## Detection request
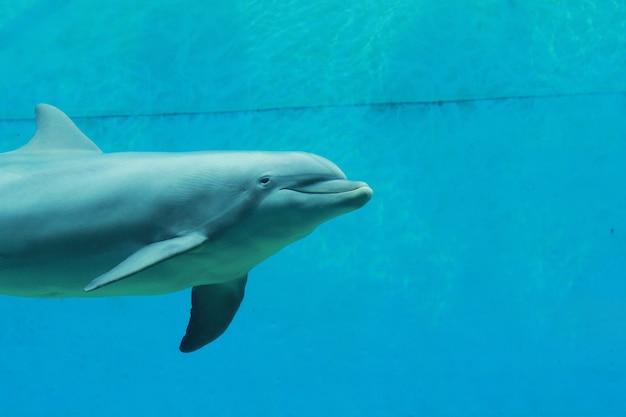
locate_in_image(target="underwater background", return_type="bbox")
[1,1,625,416]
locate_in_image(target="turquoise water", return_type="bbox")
[1,1,625,416]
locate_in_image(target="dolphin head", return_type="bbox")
[259,152,371,223]
[234,151,373,246]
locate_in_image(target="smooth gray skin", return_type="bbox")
[0,104,373,352]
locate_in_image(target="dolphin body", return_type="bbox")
[0,104,372,352]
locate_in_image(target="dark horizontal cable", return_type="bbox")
[3,90,624,123]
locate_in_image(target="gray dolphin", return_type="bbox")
[0,104,372,352]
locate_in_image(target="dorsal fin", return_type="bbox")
[16,104,102,154]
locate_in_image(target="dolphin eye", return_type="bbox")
[259,176,271,186]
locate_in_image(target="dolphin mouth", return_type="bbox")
[283,179,371,195]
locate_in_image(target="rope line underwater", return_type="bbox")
[2,90,624,123]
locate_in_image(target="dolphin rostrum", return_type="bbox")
[0,104,373,352]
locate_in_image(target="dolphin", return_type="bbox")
[0,104,372,352]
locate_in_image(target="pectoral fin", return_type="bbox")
[83,232,207,292]
[179,275,248,353]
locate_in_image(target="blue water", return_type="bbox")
[1,1,625,416]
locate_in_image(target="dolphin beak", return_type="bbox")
[284,179,373,210]
[284,179,370,194]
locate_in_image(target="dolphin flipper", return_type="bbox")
[179,275,248,353]
[83,233,208,292]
